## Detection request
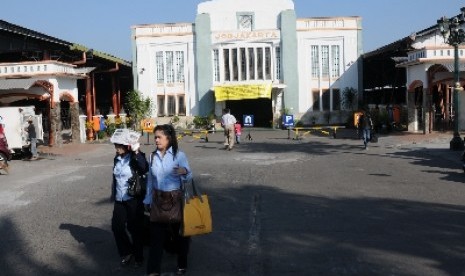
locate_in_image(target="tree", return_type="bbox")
[125,90,152,130]
[342,87,358,111]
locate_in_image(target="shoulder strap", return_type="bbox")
[149,151,156,168]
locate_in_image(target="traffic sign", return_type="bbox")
[141,118,156,133]
[243,115,254,127]
[282,114,294,127]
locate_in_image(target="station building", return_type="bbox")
[362,8,465,134]
[0,20,132,144]
[132,0,362,127]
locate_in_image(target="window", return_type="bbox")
[224,49,230,81]
[332,89,340,110]
[156,51,164,83]
[176,51,185,82]
[321,46,329,78]
[232,48,238,81]
[213,49,220,82]
[157,96,165,116]
[167,95,176,116]
[331,45,340,78]
[248,48,255,80]
[178,95,186,115]
[311,45,319,78]
[240,48,247,80]
[217,45,274,82]
[312,90,320,111]
[156,50,186,84]
[275,46,281,80]
[257,48,264,80]
[265,47,272,80]
[322,89,330,111]
[166,51,174,83]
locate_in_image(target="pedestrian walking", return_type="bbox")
[234,120,242,144]
[25,117,38,160]
[111,135,148,268]
[357,109,373,150]
[0,118,10,173]
[221,108,236,150]
[144,124,193,276]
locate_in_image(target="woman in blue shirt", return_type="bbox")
[144,124,192,276]
[111,142,148,267]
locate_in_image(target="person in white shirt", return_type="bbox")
[221,108,237,151]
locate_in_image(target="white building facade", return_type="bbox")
[397,21,465,133]
[132,0,362,126]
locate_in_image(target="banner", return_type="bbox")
[214,84,272,101]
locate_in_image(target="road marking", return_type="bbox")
[248,193,262,275]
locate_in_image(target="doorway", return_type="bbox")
[226,98,272,127]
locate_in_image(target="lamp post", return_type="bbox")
[438,8,465,151]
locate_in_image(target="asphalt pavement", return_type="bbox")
[1,129,464,276]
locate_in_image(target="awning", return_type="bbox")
[0,79,51,104]
[0,78,36,90]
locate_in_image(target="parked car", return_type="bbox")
[0,106,43,158]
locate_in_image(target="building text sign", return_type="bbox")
[214,84,272,101]
[212,30,280,43]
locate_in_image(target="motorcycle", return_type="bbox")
[0,134,11,174]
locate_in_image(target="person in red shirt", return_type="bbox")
[0,119,10,173]
[234,121,242,144]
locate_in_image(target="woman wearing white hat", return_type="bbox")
[110,130,149,268]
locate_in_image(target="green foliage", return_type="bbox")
[342,87,358,110]
[97,130,106,140]
[171,115,180,123]
[125,90,152,130]
[193,116,210,129]
[105,123,117,137]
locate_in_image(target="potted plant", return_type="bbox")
[85,120,94,140]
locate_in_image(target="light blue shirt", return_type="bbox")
[113,154,133,202]
[143,147,192,205]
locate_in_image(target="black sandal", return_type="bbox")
[120,254,132,266]
[176,268,187,275]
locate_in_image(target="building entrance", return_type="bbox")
[226,98,272,127]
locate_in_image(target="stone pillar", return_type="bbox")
[50,103,62,146]
[79,115,87,143]
[70,102,80,143]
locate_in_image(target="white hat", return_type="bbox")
[110,129,141,146]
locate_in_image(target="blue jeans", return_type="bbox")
[362,128,371,146]
[30,138,37,157]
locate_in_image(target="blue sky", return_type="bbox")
[1,0,463,61]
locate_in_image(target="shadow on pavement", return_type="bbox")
[195,185,465,275]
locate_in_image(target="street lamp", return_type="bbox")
[438,8,465,151]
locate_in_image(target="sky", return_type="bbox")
[1,0,464,61]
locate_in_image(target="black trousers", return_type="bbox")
[146,222,190,274]
[111,199,144,262]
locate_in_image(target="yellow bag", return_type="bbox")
[182,181,212,236]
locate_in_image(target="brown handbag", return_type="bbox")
[150,189,183,223]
